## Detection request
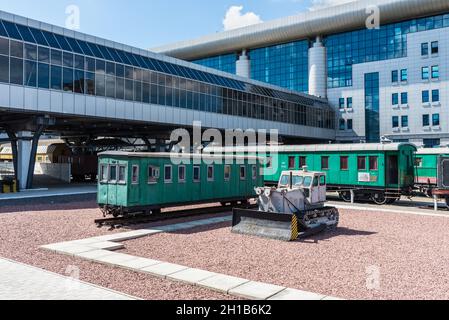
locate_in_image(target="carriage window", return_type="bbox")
[299,156,307,169]
[118,165,126,184]
[100,164,108,183]
[340,157,349,170]
[224,165,231,181]
[288,156,296,169]
[164,165,172,183]
[148,166,160,184]
[193,166,201,182]
[131,165,139,184]
[252,165,257,180]
[321,157,329,170]
[108,165,117,183]
[369,156,378,171]
[178,166,186,182]
[415,158,423,167]
[357,157,366,170]
[266,157,273,169]
[320,175,326,186]
[313,177,319,187]
[207,165,214,182]
[240,166,246,180]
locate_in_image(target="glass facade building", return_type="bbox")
[364,73,380,142]
[192,53,236,74]
[0,19,334,130]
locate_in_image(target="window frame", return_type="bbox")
[288,156,296,169]
[252,165,257,180]
[99,164,108,183]
[207,165,215,182]
[224,165,231,181]
[321,156,329,171]
[131,165,139,185]
[369,156,379,171]
[164,165,173,184]
[357,156,367,171]
[340,156,349,171]
[147,165,160,184]
[178,165,186,183]
[239,165,246,180]
[117,164,127,185]
[431,41,439,55]
[193,165,201,183]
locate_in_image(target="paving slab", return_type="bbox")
[93,253,139,266]
[53,245,95,256]
[197,274,250,294]
[141,262,189,278]
[167,268,217,284]
[87,241,125,251]
[93,230,161,242]
[229,281,286,300]
[41,242,75,252]
[75,250,115,261]
[112,257,162,270]
[268,288,326,300]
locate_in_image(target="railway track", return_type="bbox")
[95,204,256,229]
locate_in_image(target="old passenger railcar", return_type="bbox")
[97,152,263,216]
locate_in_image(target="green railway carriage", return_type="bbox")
[97,152,264,216]
[415,148,449,203]
[208,143,417,205]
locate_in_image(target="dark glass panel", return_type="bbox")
[95,73,105,96]
[142,82,150,103]
[0,54,9,83]
[0,21,8,37]
[63,67,73,92]
[125,66,133,79]
[53,33,72,51]
[85,72,95,95]
[106,62,115,76]
[86,42,104,59]
[41,31,61,49]
[105,47,122,63]
[2,21,22,40]
[73,69,84,93]
[28,28,48,46]
[24,60,37,87]
[133,54,146,68]
[116,64,124,78]
[106,75,115,98]
[125,79,133,100]
[97,45,113,61]
[63,52,73,67]
[116,50,131,65]
[85,57,95,72]
[10,40,23,58]
[74,54,84,70]
[37,63,49,89]
[116,77,124,99]
[134,81,142,102]
[10,58,23,85]
[124,51,139,67]
[65,37,83,54]
[50,49,62,66]
[95,59,106,73]
[15,24,35,43]
[76,40,93,56]
[50,65,62,90]
[38,46,50,63]
[0,37,8,55]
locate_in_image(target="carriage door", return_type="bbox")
[311,175,320,203]
[318,175,327,202]
[386,154,399,185]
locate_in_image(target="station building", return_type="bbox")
[153,0,449,148]
[0,10,334,189]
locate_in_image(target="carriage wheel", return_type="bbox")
[338,191,352,202]
[371,192,388,205]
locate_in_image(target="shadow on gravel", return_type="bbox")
[298,227,377,244]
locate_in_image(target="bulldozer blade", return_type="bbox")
[232,208,299,242]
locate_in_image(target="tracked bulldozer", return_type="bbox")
[232,169,339,241]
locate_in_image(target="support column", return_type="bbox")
[5,129,18,181]
[236,50,250,78]
[17,131,33,190]
[308,36,327,98]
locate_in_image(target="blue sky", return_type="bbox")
[0,0,329,49]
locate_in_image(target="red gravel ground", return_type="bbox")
[0,199,234,300]
[122,209,449,300]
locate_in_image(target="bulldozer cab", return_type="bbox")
[278,170,327,205]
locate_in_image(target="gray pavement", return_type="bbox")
[0,257,136,300]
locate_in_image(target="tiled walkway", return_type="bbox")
[0,258,135,300]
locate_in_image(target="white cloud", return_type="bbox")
[223,6,263,31]
[309,0,356,11]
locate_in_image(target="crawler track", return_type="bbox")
[95,204,256,229]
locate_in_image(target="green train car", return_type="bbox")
[415,148,449,204]
[97,152,264,216]
[209,143,417,205]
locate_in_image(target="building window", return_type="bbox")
[164,165,172,183]
[340,156,349,171]
[431,65,439,79]
[347,97,353,109]
[207,165,214,182]
[391,70,398,83]
[224,165,231,181]
[401,92,408,105]
[401,116,409,128]
[400,69,408,81]
[321,157,329,170]
[423,139,440,148]
[423,114,430,127]
[178,165,186,183]
[357,156,366,170]
[288,156,296,169]
[339,98,345,109]
[432,114,440,126]
[369,156,378,171]
[148,166,160,184]
[432,90,440,102]
[392,93,399,105]
[193,166,201,182]
[392,116,399,128]
[421,43,429,56]
[431,41,439,54]
[132,165,139,184]
[108,165,117,183]
[299,156,307,169]
[339,119,346,130]
[422,90,430,103]
[240,166,246,180]
[422,67,430,80]
[347,119,353,130]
